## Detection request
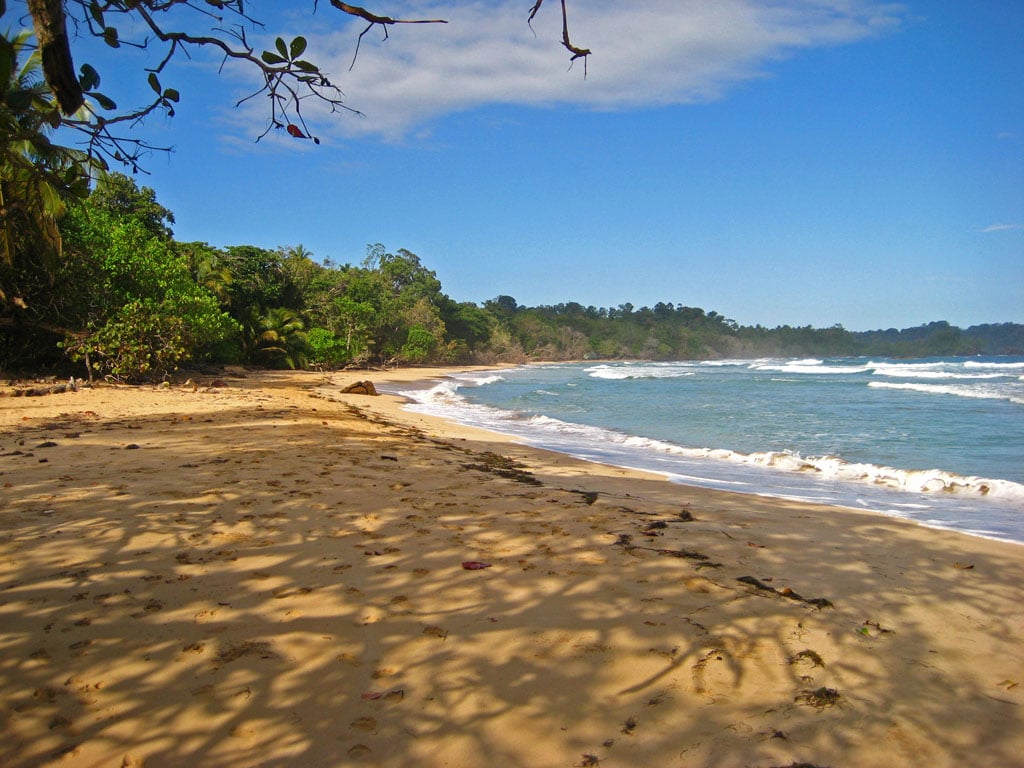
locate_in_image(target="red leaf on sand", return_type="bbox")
[286,123,306,138]
[462,561,492,570]
[361,689,405,701]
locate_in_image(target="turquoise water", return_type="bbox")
[389,357,1024,544]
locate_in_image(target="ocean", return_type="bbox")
[387,357,1024,545]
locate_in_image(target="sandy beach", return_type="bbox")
[1,367,1021,768]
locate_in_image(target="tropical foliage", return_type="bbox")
[1,168,1021,381]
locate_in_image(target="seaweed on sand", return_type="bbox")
[612,533,720,566]
[795,686,842,709]
[461,451,542,485]
[737,575,834,609]
[788,649,826,667]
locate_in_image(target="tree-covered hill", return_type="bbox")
[2,175,1021,379]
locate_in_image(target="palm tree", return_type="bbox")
[0,29,93,275]
[249,307,310,369]
[178,241,233,307]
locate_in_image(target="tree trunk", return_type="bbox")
[27,0,84,115]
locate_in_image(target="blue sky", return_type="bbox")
[35,1,1024,330]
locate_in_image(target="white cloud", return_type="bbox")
[980,224,1024,233]
[230,0,904,141]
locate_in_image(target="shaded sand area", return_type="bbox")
[1,368,1022,767]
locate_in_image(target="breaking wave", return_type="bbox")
[868,381,1024,405]
[393,376,1024,504]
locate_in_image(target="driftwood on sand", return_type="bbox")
[10,378,86,397]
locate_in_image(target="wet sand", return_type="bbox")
[1,368,1021,767]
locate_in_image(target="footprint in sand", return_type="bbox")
[272,586,314,599]
[350,716,377,732]
[49,715,73,731]
[230,724,256,739]
[69,640,92,657]
[347,744,373,760]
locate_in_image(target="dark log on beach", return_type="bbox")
[11,378,82,397]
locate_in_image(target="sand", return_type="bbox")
[0,367,1021,768]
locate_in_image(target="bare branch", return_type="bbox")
[328,2,448,28]
[528,0,590,73]
[327,1,448,69]
[18,0,586,176]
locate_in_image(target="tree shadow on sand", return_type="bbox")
[1,380,1021,767]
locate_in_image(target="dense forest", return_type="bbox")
[2,174,1022,381]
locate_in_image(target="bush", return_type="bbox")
[307,327,349,368]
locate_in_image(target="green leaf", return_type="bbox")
[91,91,117,110]
[261,51,287,66]
[294,60,319,73]
[290,36,307,59]
[147,72,161,94]
[89,0,104,26]
[103,27,120,48]
[78,63,101,92]
[275,37,288,59]
[162,88,180,103]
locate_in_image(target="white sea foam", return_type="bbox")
[868,380,1024,404]
[964,360,1024,370]
[865,360,945,370]
[400,379,1024,503]
[700,359,758,367]
[585,364,696,380]
[757,364,868,376]
[456,373,505,386]
[870,367,1003,380]
[386,359,1024,544]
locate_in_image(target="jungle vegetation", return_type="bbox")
[2,172,1021,380]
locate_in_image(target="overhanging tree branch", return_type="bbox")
[12,1,587,176]
[325,1,448,70]
[528,0,590,73]
[25,0,84,114]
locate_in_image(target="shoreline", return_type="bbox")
[1,368,1021,767]
[368,365,1024,547]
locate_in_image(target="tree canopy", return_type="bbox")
[4,0,587,174]
[2,172,1020,380]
